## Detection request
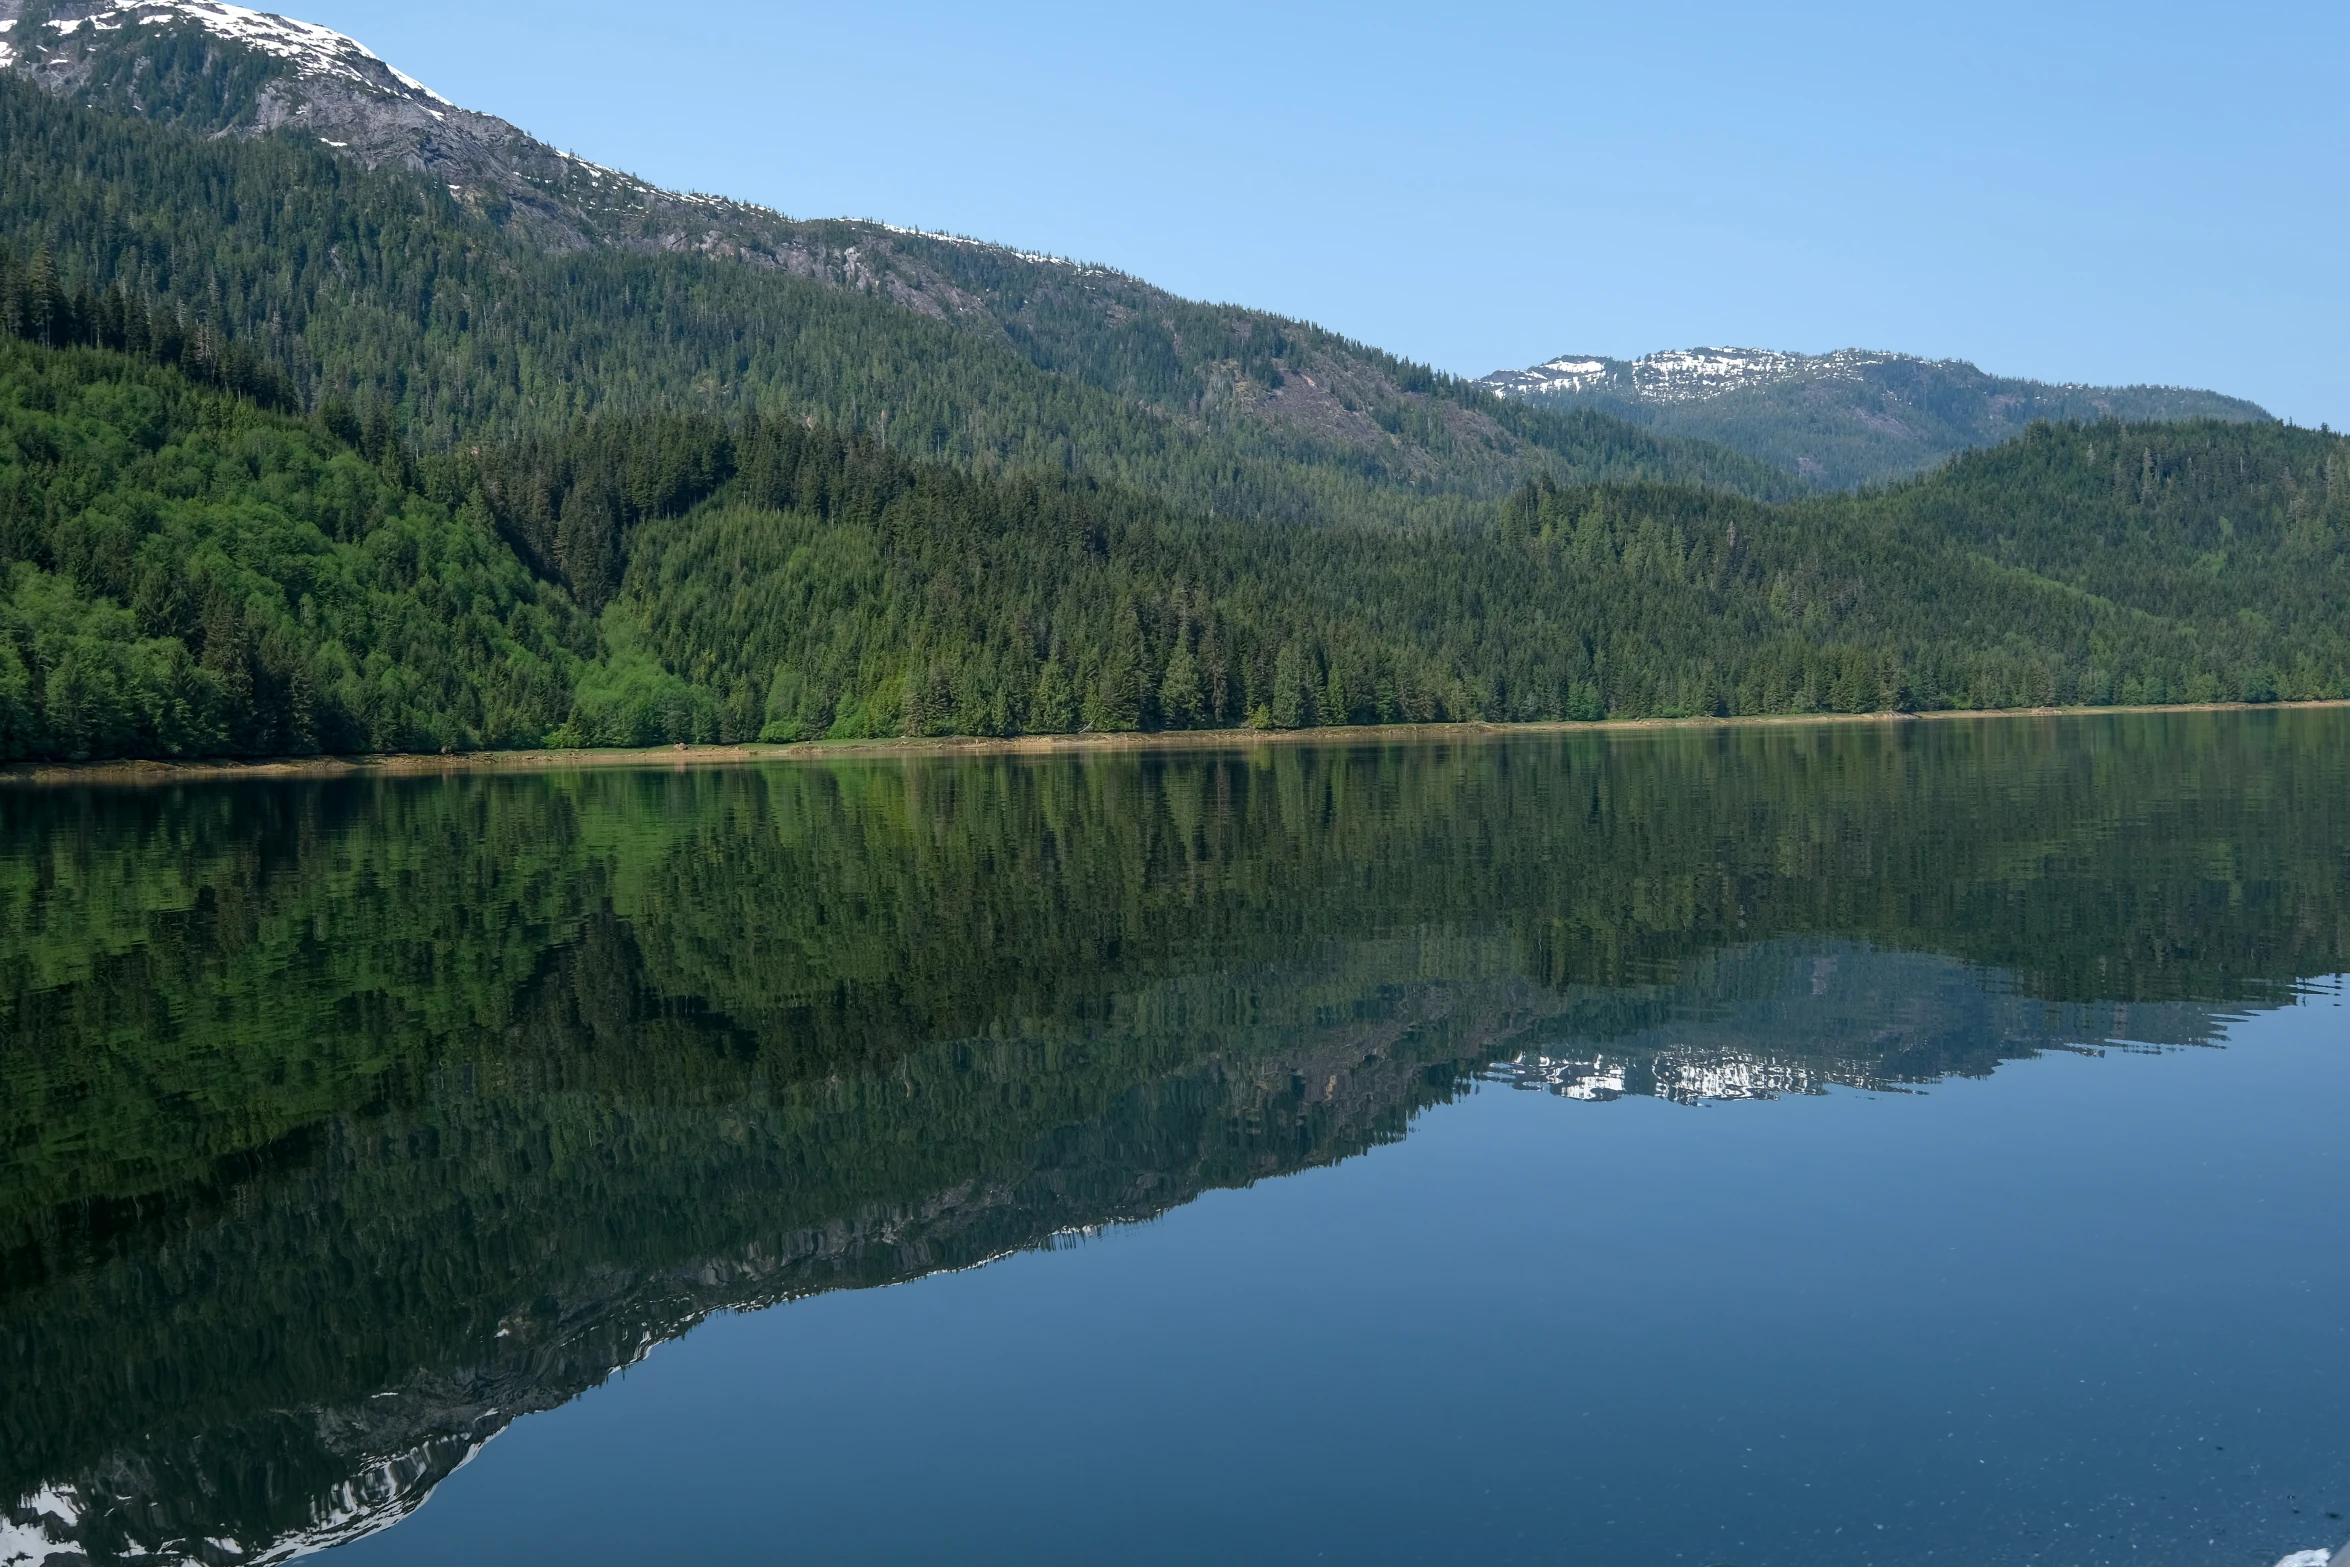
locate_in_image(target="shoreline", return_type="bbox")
[5,699,2345,787]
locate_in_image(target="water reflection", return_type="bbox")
[1479,940,2263,1103]
[4,712,2347,1565]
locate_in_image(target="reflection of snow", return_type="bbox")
[4,1429,503,1565]
[1483,1046,1820,1104]
[1477,941,2263,1116]
[2,1485,84,1567]
[1482,1051,1627,1100]
[1648,1050,1819,1105]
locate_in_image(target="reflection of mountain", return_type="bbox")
[3,947,1526,1566]
[6,713,2350,1564]
[1483,941,2251,1104]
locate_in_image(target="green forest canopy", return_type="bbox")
[1,328,2345,761]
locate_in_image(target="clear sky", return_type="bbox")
[297,0,2346,424]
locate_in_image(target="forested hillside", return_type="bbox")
[0,4,2341,765]
[4,331,2345,762]
[0,63,1791,526]
[0,337,600,757]
[595,413,2350,740]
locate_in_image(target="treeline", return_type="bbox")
[0,338,585,760]
[1868,417,2350,660]
[493,404,2350,747]
[881,228,1796,501]
[0,240,301,411]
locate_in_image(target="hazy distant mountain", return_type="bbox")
[1480,346,2271,489]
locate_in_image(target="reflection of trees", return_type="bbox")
[3,711,2347,1563]
[5,931,1517,1565]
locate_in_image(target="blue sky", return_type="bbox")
[301,0,2345,424]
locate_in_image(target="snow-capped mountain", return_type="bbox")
[0,0,1205,318]
[1,0,1807,505]
[0,0,2272,503]
[0,0,441,94]
[1478,345,2269,488]
[1485,346,1899,405]
[0,0,760,257]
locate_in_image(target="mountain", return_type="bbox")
[1480,345,2272,489]
[0,0,1797,521]
[0,1,2346,763]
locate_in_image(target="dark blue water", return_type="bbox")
[5,713,2348,1566]
[334,991,2348,1567]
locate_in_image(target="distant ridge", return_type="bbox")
[1479,346,2271,488]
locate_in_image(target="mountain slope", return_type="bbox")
[0,0,1797,515]
[1482,346,2270,488]
[6,333,2346,763]
[0,337,590,757]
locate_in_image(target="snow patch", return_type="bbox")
[4,1427,505,1567]
[1,1485,86,1567]
[40,0,453,103]
[1483,1044,1821,1104]
[877,221,1081,270]
[1483,1050,1629,1100]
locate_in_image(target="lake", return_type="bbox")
[3,711,2346,1566]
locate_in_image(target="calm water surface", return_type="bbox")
[3,712,2346,1566]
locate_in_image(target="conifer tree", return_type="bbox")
[1272,644,1312,730]
[1321,658,1349,726]
[1160,635,1204,729]
[1032,660,1077,735]
[1087,602,1147,732]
